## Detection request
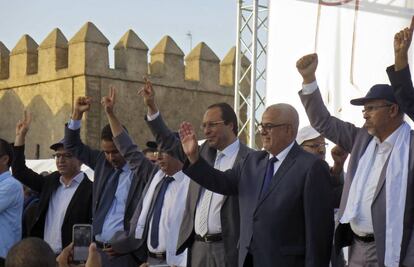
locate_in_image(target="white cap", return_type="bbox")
[296,125,321,145]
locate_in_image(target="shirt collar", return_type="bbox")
[59,171,84,187]
[373,122,405,152]
[170,170,185,183]
[217,139,240,158]
[121,164,130,173]
[268,141,295,162]
[0,170,11,183]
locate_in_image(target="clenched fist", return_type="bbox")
[296,53,318,84]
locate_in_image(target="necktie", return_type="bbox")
[261,156,278,196]
[150,176,174,248]
[197,152,225,237]
[92,168,122,235]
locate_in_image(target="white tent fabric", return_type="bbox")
[267,0,413,128]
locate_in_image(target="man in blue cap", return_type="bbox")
[297,53,414,267]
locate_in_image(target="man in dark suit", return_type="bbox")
[179,103,334,267]
[387,17,414,121]
[297,53,414,267]
[139,79,253,267]
[12,111,92,255]
[94,88,188,266]
[64,96,148,267]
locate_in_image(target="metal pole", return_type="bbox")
[249,0,259,147]
[234,0,243,135]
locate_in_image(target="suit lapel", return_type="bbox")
[94,165,113,212]
[372,150,392,203]
[125,167,156,211]
[143,178,165,239]
[338,134,373,217]
[62,174,89,225]
[128,174,156,235]
[252,151,270,210]
[255,145,299,210]
[188,180,202,214]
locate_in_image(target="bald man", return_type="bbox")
[179,104,334,267]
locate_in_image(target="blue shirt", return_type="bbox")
[0,171,23,258]
[95,164,133,242]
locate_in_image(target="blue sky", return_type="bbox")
[1,0,237,66]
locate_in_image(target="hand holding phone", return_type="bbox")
[72,224,93,264]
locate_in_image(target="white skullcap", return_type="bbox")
[296,125,321,145]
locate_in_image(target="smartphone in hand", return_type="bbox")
[72,224,93,264]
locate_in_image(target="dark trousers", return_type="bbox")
[243,253,253,267]
[0,257,5,267]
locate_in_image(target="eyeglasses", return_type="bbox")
[53,153,74,160]
[302,143,328,149]
[362,104,393,114]
[258,123,289,132]
[200,120,225,130]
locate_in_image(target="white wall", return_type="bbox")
[267,0,413,128]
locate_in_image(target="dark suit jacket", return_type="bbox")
[11,145,93,249]
[108,131,161,262]
[183,143,334,267]
[387,65,414,121]
[64,125,149,236]
[300,88,414,267]
[146,114,253,267]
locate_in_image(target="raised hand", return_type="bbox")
[101,87,116,115]
[137,77,158,114]
[15,110,32,137]
[394,16,414,71]
[14,111,32,146]
[72,96,92,120]
[331,145,348,176]
[296,53,318,84]
[179,122,199,163]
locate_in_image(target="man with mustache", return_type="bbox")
[140,78,253,267]
[297,51,414,266]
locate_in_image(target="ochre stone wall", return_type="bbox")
[0,22,246,158]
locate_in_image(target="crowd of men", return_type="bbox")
[0,19,414,267]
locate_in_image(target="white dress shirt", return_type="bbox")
[269,141,295,175]
[44,172,84,253]
[350,128,399,235]
[194,139,240,235]
[146,171,190,266]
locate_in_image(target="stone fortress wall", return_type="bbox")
[0,22,249,158]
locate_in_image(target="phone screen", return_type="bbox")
[73,224,92,263]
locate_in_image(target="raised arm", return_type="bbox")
[387,16,414,120]
[102,87,157,179]
[12,111,45,192]
[394,17,414,71]
[64,96,101,170]
[296,53,360,153]
[139,78,186,161]
[180,122,239,195]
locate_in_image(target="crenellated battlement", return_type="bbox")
[0,22,249,159]
[0,22,240,92]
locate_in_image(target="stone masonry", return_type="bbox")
[0,22,248,158]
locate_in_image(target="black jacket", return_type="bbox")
[12,145,93,249]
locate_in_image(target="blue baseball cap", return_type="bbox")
[350,84,397,106]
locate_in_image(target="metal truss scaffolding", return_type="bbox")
[235,0,269,149]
